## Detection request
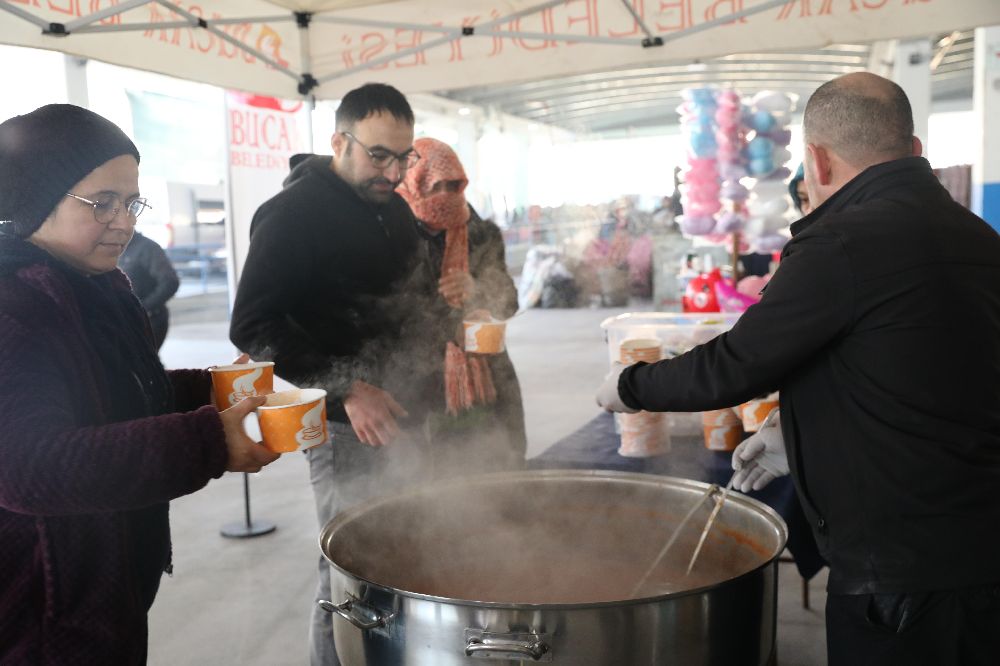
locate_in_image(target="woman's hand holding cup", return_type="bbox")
[219,395,279,472]
[439,270,474,308]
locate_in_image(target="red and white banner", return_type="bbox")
[224,91,308,287]
[1,1,998,100]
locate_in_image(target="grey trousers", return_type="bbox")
[306,421,428,666]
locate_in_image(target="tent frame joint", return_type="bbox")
[642,36,663,48]
[45,22,69,37]
[462,26,475,36]
[298,73,318,95]
[295,12,313,29]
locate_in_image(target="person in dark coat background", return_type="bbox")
[787,163,813,216]
[398,137,527,472]
[597,73,1000,666]
[0,104,278,665]
[119,230,179,350]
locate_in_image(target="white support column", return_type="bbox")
[455,112,480,198]
[63,54,89,108]
[892,38,932,149]
[972,26,1000,231]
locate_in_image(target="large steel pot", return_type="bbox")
[319,470,787,665]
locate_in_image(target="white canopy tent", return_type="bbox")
[2,0,998,101]
[3,0,998,289]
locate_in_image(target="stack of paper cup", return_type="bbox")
[740,393,779,432]
[702,407,743,451]
[618,338,671,457]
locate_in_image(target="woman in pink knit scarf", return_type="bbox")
[399,137,526,472]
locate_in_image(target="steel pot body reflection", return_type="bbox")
[318,470,787,665]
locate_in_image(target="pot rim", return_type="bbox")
[319,469,789,610]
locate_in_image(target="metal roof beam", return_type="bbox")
[502,77,838,114]
[448,54,869,103]
[455,65,859,107]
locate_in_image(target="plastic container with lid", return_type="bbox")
[600,312,741,367]
[600,312,742,439]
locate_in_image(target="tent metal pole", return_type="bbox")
[618,0,656,42]
[297,12,319,107]
[0,1,49,29]
[64,0,155,32]
[316,0,566,85]
[298,15,312,83]
[74,21,198,33]
[655,0,789,45]
[313,15,460,36]
[199,15,292,26]
[476,29,645,46]
[73,15,295,34]
[483,0,568,26]
[154,0,301,82]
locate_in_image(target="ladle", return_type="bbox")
[628,482,719,598]
[686,474,735,575]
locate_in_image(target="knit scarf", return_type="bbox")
[399,138,495,416]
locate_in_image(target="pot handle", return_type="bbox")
[465,636,550,661]
[318,598,390,631]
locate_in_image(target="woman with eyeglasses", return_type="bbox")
[0,104,278,664]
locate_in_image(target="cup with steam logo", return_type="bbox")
[209,361,275,410]
[255,388,329,453]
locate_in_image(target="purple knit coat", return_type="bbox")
[0,256,228,664]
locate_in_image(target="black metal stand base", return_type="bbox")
[220,472,277,539]
[220,519,276,538]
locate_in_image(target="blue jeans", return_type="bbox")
[306,421,427,666]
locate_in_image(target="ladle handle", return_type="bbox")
[465,637,550,661]
[318,598,390,631]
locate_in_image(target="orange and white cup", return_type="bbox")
[619,411,671,457]
[740,394,780,432]
[702,407,743,451]
[619,338,662,365]
[464,318,507,354]
[617,338,670,456]
[256,388,329,454]
[209,361,274,410]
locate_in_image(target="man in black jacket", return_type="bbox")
[229,83,433,666]
[598,72,1000,665]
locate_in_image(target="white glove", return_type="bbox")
[595,362,640,414]
[731,408,788,492]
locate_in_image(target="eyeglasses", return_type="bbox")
[65,192,151,225]
[342,132,420,170]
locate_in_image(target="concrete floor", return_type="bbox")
[148,300,827,665]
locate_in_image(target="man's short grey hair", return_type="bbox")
[803,76,914,168]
